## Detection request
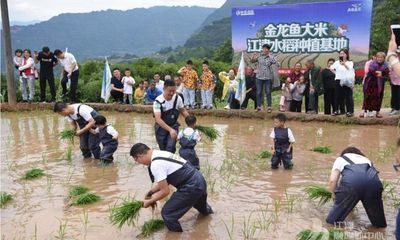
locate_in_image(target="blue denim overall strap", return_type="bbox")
[148,156,196,188]
[326,155,386,228]
[155,95,180,127]
[69,104,99,129]
[179,132,197,149]
[98,125,118,146]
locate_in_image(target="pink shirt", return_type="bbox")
[390,69,400,86]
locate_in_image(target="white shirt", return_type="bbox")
[67,104,94,123]
[13,56,23,66]
[95,125,118,138]
[332,153,371,173]
[150,150,187,183]
[178,127,201,141]
[18,57,34,71]
[330,60,354,81]
[269,127,295,143]
[122,76,135,94]
[153,94,184,113]
[155,80,164,92]
[59,52,78,73]
[176,83,184,94]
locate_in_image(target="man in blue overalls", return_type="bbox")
[130,143,213,232]
[326,147,387,228]
[54,102,101,159]
[153,79,189,153]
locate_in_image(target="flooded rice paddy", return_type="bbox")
[0,111,399,239]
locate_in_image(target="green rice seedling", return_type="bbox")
[109,198,143,228]
[221,214,235,240]
[312,146,332,154]
[55,219,67,240]
[259,150,272,159]
[297,229,348,240]
[46,176,53,194]
[394,199,400,209]
[241,212,257,240]
[0,192,12,208]
[284,190,298,213]
[305,185,332,205]
[81,209,89,236]
[65,146,73,161]
[34,223,38,240]
[59,129,76,144]
[196,125,220,141]
[71,192,100,206]
[69,186,89,198]
[23,168,44,180]
[139,219,165,237]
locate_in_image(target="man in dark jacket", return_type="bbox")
[304,59,322,113]
[241,67,257,109]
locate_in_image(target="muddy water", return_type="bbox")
[1,111,398,240]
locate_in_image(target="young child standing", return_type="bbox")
[93,115,118,164]
[121,68,135,104]
[280,76,293,112]
[13,49,24,77]
[290,75,306,112]
[178,115,201,170]
[270,113,295,169]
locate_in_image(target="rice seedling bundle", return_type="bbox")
[69,186,89,198]
[297,229,348,240]
[23,168,44,180]
[59,129,76,144]
[0,192,12,208]
[305,185,332,205]
[196,125,219,141]
[109,198,144,228]
[259,150,272,158]
[71,192,100,205]
[140,219,165,237]
[312,146,332,154]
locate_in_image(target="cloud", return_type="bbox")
[8,0,225,22]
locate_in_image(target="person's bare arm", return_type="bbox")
[61,66,65,79]
[76,118,95,136]
[154,112,177,139]
[143,179,169,208]
[388,31,400,76]
[68,63,77,77]
[179,107,189,118]
[70,121,77,131]
[271,138,276,155]
[328,169,340,200]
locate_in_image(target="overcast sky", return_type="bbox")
[9,0,226,22]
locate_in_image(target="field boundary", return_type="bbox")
[1,103,399,126]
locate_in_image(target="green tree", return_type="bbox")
[369,0,400,55]
[213,39,233,63]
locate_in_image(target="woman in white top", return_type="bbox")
[330,48,355,117]
[18,49,36,102]
[326,147,386,228]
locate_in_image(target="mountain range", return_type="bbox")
[9,6,215,60]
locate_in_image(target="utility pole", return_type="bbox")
[1,0,17,104]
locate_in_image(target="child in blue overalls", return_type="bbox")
[178,115,201,170]
[270,113,295,169]
[92,115,118,164]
